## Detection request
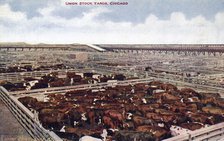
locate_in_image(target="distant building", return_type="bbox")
[67,52,88,62]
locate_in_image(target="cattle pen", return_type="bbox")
[0,68,92,83]
[1,77,224,141]
[10,77,224,97]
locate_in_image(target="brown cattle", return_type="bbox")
[65,89,89,97]
[160,83,178,91]
[18,96,38,108]
[186,112,208,123]
[180,123,204,131]
[134,83,149,91]
[114,130,155,141]
[180,88,199,98]
[135,92,146,98]
[133,116,156,127]
[115,85,132,93]
[168,105,187,113]
[87,110,95,128]
[136,125,170,140]
[66,72,76,79]
[199,92,221,99]
[64,126,78,133]
[202,106,224,115]
[105,109,124,128]
[99,75,112,82]
[186,103,198,112]
[155,109,174,115]
[65,127,102,137]
[148,81,163,87]
[34,101,56,111]
[105,110,124,122]
[146,112,161,122]
[162,93,180,101]
[184,97,200,103]
[38,109,65,129]
[48,93,65,102]
[103,116,115,129]
[122,121,135,130]
[201,97,215,105]
[215,98,224,108]
[124,104,138,113]
[23,77,38,81]
[138,105,155,116]
[49,79,65,87]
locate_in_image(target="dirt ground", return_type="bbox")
[0,100,33,141]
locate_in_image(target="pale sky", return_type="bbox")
[0,0,224,44]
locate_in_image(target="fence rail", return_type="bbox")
[0,69,93,82]
[10,77,224,98]
[163,122,224,141]
[1,67,223,92]
[0,86,62,141]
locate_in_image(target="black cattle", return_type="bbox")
[1,81,25,91]
[83,72,94,78]
[114,131,155,141]
[114,74,126,81]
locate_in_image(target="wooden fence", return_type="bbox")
[0,86,62,141]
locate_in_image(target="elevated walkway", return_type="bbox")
[86,44,106,52]
[0,100,32,140]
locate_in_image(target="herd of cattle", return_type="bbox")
[18,81,224,141]
[0,72,126,92]
[0,64,69,73]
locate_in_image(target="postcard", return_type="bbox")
[0,0,224,141]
